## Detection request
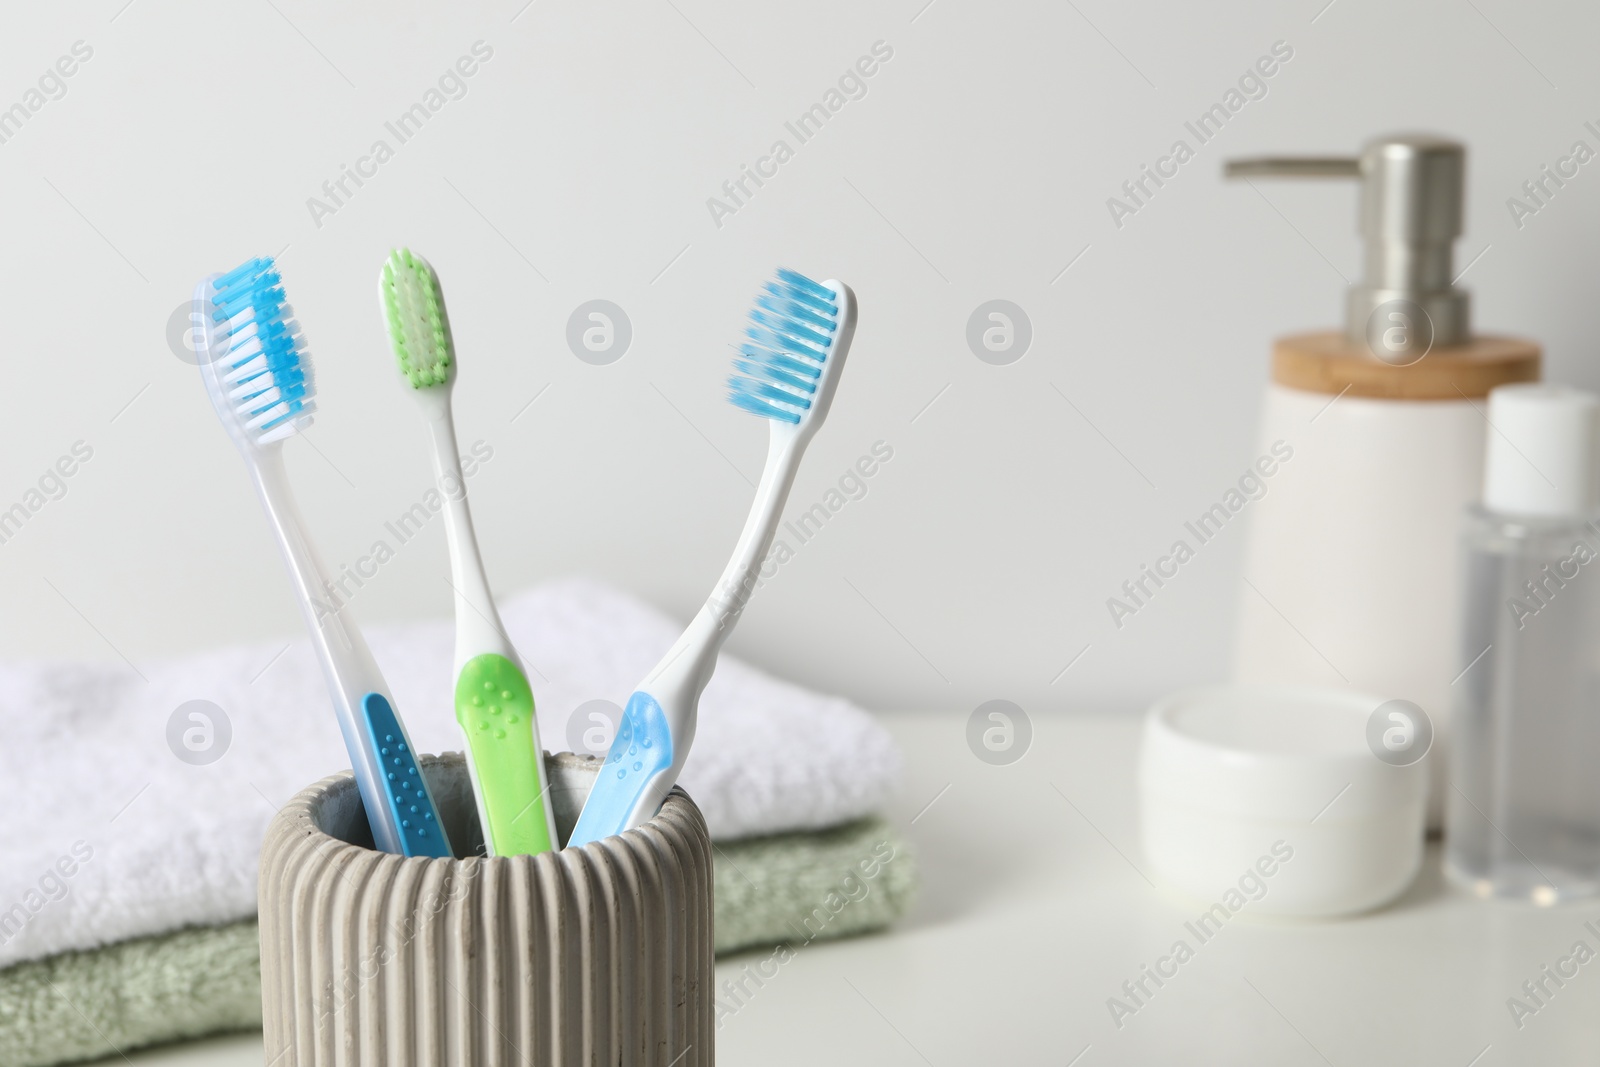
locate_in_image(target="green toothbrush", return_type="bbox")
[379,248,555,857]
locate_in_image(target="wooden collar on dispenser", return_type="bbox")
[1273,332,1540,400]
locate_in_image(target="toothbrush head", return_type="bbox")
[380,248,454,389]
[195,256,316,450]
[729,268,856,432]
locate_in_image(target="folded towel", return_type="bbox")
[0,819,916,1067]
[0,923,262,1067]
[1,578,901,970]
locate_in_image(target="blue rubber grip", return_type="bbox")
[362,692,452,858]
[567,691,675,848]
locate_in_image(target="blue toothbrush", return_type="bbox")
[193,257,451,857]
[568,269,857,846]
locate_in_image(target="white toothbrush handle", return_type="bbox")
[581,428,806,840]
[708,430,804,632]
[422,396,558,855]
[422,403,515,670]
[644,427,805,711]
[250,448,408,853]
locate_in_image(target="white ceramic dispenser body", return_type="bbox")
[1234,382,1486,815]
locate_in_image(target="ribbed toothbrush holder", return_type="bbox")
[258,751,714,1066]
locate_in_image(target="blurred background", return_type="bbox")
[1,0,1595,716]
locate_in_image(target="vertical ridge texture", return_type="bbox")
[259,753,713,1066]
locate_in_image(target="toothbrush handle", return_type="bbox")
[456,653,554,856]
[641,430,804,712]
[425,409,513,665]
[361,692,448,856]
[251,448,450,857]
[424,405,558,855]
[574,433,806,847]
[712,432,803,622]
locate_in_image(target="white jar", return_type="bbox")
[1140,685,1428,918]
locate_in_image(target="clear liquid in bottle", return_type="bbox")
[1446,505,1600,903]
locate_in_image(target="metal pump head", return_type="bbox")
[1226,134,1469,351]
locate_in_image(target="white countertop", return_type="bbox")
[104,711,1600,1066]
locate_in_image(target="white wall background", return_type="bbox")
[0,0,1596,716]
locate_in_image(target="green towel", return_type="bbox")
[0,923,264,1067]
[710,816,916,955]
[0,818,914,1067]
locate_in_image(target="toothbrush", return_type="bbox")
[379,248,557,857]
[194,256,451,858]
[568,269,857,847]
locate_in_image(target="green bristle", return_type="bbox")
[381,248,453,388]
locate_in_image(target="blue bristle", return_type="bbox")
[209,256,315,435]
[753,293,835,332]
[727,269,838,424]
[748,308,832,349]
[737,343,821,381]
[212,256,269,292]
[774,269,836,308]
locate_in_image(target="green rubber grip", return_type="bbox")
[455,653,553,856]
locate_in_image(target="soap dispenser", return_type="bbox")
[1226,134,1540,819]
